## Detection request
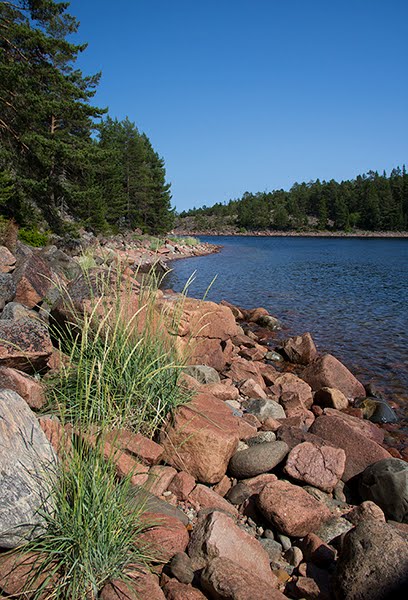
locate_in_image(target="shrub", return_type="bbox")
[18,226,50,247]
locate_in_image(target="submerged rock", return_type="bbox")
[355,397,398,423]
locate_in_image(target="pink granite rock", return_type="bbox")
[168,471,196,501]
[0,366,46,409]
[257,480,331,537]
[314,387,349,410]
[281,332,318,365]
[284,441,346,492]
[189,484,238,516]
[139,513,189,563]
[301,354,365,399]
[105,429,163,465]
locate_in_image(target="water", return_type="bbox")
[165,236,408,426]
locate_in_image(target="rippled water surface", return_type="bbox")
[165,236,408,421]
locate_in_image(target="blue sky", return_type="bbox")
[68,0,408,212]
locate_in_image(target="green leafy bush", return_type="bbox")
[18,227,50,247]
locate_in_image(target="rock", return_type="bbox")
[162,579,207,599]
[355,397,398,423]
[160,392,239,484]
[275,372,314,408]
[130,486,189,526]
[257,314,281,330]
[168,552,195,584]
[201,557,286,600]
[276,424,330,451]
[0,272,16,309]
[301,354,366,399]
[189,484,238,516]
[188,511,275,586]
[0,389,57,547]
[265,350,284,362]
[284,441,346,492]
[138,513,189,563]
[345,501,385,525]
[281,332,318,365]
[0,301,37,321]
[257,480,332,537]
[228,441,289,479]
[101,572,165,600]
[212,474,232,497]
[224,357,265,389]
[225,482,252,505]
[315,517,354,544]
[243,397,286,421]
[314,387,349,410]
[145,465,177,496]
[241,473,278,494]
[298,533,336,567]
[105,429,163,465]
[358,458,408,523]
[257,361,279,386]
[310,415,391,481]
[0,245,16,273]
[238,344,268,361]
[0,366,46,409]
[259,538,283,562]
[38,417,73,458]
[168,471,196,501]
[183,365,220,385]
[284,546,303,567]
[13,253,53,308]
[333,521,408,600]
[247,431,276,445]
[239,378,267,399]
[0,317,53,372]
[0,551,56,597]
[323,407,385,444]
[235,416,258,440]
[39,245,80,281]
[201,381,240,401]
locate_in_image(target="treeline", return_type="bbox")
[180,169,408,232]
[0,0,173,235]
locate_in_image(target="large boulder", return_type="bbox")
[0,272,16,310]
[188,511,276,586]
[280,332,318,365]
[310,415,391,482]
[257,480,331,537]
[0,317,53,372]
[358,458,408,523]
[160,392,239,484]
[284,441,346,492]
[224,357,266,389]
[301,354,366,399]
[333,521,408,600]
[13,253,53,308]
[0,389,57,548]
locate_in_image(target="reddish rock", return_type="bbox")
[310,415,391,481]
[235,417,258,440]
[13,253,53,308]
[168,471,196,501]
[146,466,177,496]
[105,429,163,465]
[276,424,331,451]
[241,473,278,494]
[187,337,233,372]
[220,299,244,320]
[257,362,279,386]
[345,501,385,525]
[298,533,336,567]
[201,381,239,401]
[0,366,46,409]
[281,332,318,365]
[160,392,239,484]
[189,484,238,516]
[284,441,346,492]
[239,378,267,399]
[139,513,189,563]
[314,387,349,410]
[0,552,56,597]
[101,572,165,600]
[224,357,265,389]
[0,318,53,372]
[312,405,324,417]
[257,480,331,537]
[287,576,326,600]
[323,408,384,444]
[162,579,207,600]
[239,345,268,361]
[276,413,315,430]
[248,307,269,322]
[301,354,366,399]
[188,511,275,586]
[96,439,150,485]
[280,391,311,419]
[0,246,16,273]
[201,557,286,600]
[179,373,202,392]
[260,417,282,431]
[275,373,313,408]
[212,475,232,497]
[39,418,73,458]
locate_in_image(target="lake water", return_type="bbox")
[165,236,408,429]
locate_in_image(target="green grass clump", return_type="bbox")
[168,235,199,247]
[18,226,50,247]
[23,438,156,599]
[148,237,162,251]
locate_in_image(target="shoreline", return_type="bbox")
[173,229,408,239]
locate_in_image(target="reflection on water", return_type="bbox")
[165,236,408,427]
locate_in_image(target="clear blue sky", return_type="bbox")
[68,0,408,212]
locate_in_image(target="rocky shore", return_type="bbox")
[173,228,408,238]
[0,239,407,600]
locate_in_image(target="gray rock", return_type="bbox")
[359,458,408,523]
[226,482,252,505]
[257,314,281,330]
[265,350,284,362]
[277,533,292,552]
[244,398,286,421]
[247,431,276,445]
[333,521,408,600]
[0,301,38,321]
[228,441,289,479]
[259,538,283,562]
[39,245,81,281]
[168,552,194,584]
[355,397,398,423]
[183,364,221,385]
[284,546,303,567]
[0,273,16,310]
[315,517,354,544]
[0,389,57,548]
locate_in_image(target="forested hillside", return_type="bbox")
[0,0,173,235]
[178,169,408,233]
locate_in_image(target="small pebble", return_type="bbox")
[277,534,292,552]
